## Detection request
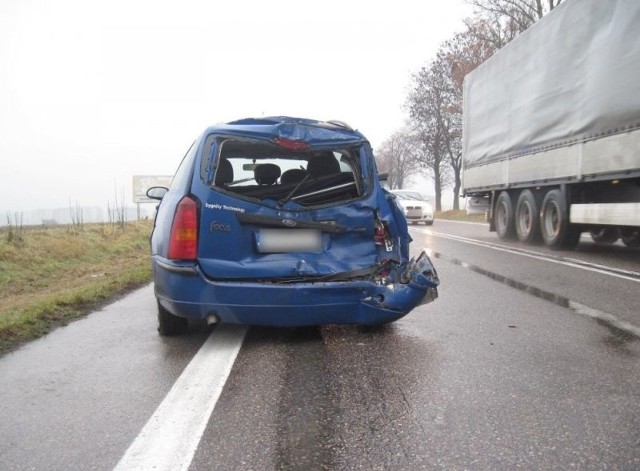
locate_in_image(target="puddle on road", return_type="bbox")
[433,251,640,345]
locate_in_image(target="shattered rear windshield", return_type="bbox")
[202,137,364,206]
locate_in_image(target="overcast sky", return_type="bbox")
[0,0,473,212]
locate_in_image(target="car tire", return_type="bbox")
[494,191,516,240]
[515,190,540,244]
[540,189,581,250]
[157,301,188,336]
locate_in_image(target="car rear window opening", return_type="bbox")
[205,138,363,206]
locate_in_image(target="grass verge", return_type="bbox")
[0,220,153,355]
[436,210,488,223]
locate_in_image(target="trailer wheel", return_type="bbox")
[619,227,640,248]
[495,191,516,240]
[515,190,540,244]
[589,228,619,244]
[540,189,581,250]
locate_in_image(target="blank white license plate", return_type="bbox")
[256,229,322,253]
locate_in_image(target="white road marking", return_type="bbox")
[415,228,640,283]
[114,324,247,471]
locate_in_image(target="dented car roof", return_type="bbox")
[201,116,368,146]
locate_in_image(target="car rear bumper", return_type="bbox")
[152,252,438,326]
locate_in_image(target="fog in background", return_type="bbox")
[1,0,471,224]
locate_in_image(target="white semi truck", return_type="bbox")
[461,0,640,249]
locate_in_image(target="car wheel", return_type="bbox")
[589,228,619,244]
[515,190,540,244]
[540,189,581,250]
[157,301,188,336]
[494,191,515,240]
[620,227,640,248]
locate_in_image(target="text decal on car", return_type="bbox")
[205,202,245,213]
[209,221,232,233]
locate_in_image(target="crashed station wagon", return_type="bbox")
[147,117,439,335]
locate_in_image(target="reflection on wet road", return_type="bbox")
[433,251,640,341]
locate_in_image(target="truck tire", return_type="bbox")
[619,227,640,248]
[540,189,581,250]
[515,190,540,244]
[495,191,516,240]
[589,228,619,244]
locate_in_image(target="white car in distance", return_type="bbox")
[390,190,434,225]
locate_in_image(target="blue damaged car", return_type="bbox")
[146,117,439,335]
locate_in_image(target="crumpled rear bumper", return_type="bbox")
[376,250,439,311]
[152,250,438,326]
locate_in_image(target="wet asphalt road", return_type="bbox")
[1,220,639,470]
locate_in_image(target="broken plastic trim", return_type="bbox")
[401,251,440,305]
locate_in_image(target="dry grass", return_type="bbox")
[436,210,488,223]
[0,220,153,354]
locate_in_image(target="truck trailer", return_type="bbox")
[461,0,640,249]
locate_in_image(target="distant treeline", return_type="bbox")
[1,206,155,228]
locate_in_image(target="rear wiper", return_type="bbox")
[279,172,311,206]
[227,177,255,186]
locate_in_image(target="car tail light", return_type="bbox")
[273,137,309,151]
[168,196,198,260]
[374,219,394,252]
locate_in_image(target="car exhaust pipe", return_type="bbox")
[206,314,219,326]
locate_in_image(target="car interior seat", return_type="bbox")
[254,163,281,185]
[307,152,340,178]
[280,168,307,185]
[215,158,234,186]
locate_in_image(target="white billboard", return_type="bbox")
[132,175,173,203]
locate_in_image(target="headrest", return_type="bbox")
[254,163,281,185]
[281,168,307,185]
[215,158,234,185]
[307,153,340,177]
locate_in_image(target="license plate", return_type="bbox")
[256,229,322,253]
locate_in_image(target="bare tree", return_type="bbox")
[408,43,473,210]
[6,211,25,244]
[107,185,127,228]
[465,0,562,47]
[430,27,497,209]
[414,125,452,212]
[470,0,563,22]
[69,199,84,230]
[406,64,452,211]
[375,129,420,190]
